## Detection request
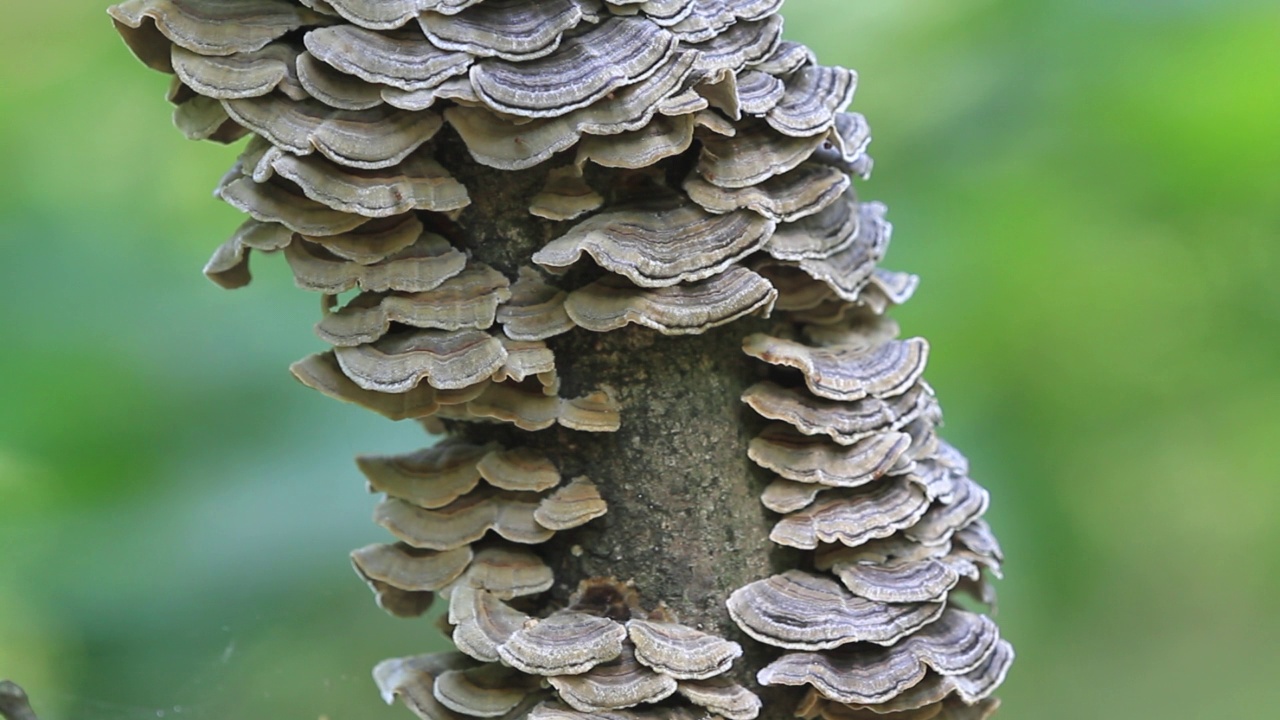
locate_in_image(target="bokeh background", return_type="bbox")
[2,1,1278,718]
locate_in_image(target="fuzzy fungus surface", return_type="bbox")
[108,1,1013,718]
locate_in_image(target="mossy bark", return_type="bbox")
[436,130,801,712]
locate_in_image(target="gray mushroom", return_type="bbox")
[334,329,507,392]
[295,49,387,109]
[223,94,443,169]
[768,65,857,137]
[305,25,472,91]
[373,652,478,719]
[685,161,851,222]
[446,49,697,169]
[497,610,627,676]
[530,166,605,221]
[203,218,294,289]
[725,570,944,650]
[374,490,554,550]
[742,381,937,446]
[289,351,452,420]
[696,119,831,189]
[470,17,677,117]
[675,676,762,720]
[170,41,304,100]
[756,610,1000,705]
[317,264,511,346]
[626,617,743,680]
[749,423,912,488]
[532,203,775,287]
[420,0,594,61]
[435,663,542,717]
[109,0,327,71]
[742,334,929,402]
[564,267,777,335]
[323,0,484,31]
[450,586,533,663]
[497,268,577,342]
[547,643,678,711]
[769,479,932,551]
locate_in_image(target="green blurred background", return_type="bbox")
[2,1,1278,718]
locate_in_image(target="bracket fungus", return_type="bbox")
[111,0,1012,717]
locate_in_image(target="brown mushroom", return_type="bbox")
[535,477,609,531]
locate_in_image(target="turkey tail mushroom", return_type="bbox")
[110,0,1012,717]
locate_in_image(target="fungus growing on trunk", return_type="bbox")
[108,0,1014,717]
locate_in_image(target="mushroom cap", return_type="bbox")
[497,610,628,676]
[535,476,609,531]
[334,329,507,392]
[497,268,577,342]
[451,545,556,599]
[223,94,444,169]
[626,618,743,680]
[470,17,677,117]
[419,0,593,61]
[477,446,562,492]
[577,114,696,169]
[357,439,489,508]
[351,542,473,592]
[726,570,944,650]
[533,203,775,288]
[318,264,511,346]
[444,51,697,170]
[304,24,472,91]
[434,663,541,717]
[375,490,554,551]
[675,676,762,720]
[769,479,933,551]
[373,652,477,714]
[749,423,913,488]
[904,477,991,548]
[170,41,304,100]
[109,0,327,68]
[449,586,533,663]
[685,160,850,222]
[836,640,1014,714]
[547,643,679,711]
[756,609,1001,705]
[742,334,929,402]
[768,64,857,137]
[743,381,937,446]
[284,231,467,294]
[565,267,777,335]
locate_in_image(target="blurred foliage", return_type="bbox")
[1,1,1278,718]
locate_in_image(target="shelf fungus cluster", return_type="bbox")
[728,321,1013,718]
[376,579,760,720]
[110,0,1011,718]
